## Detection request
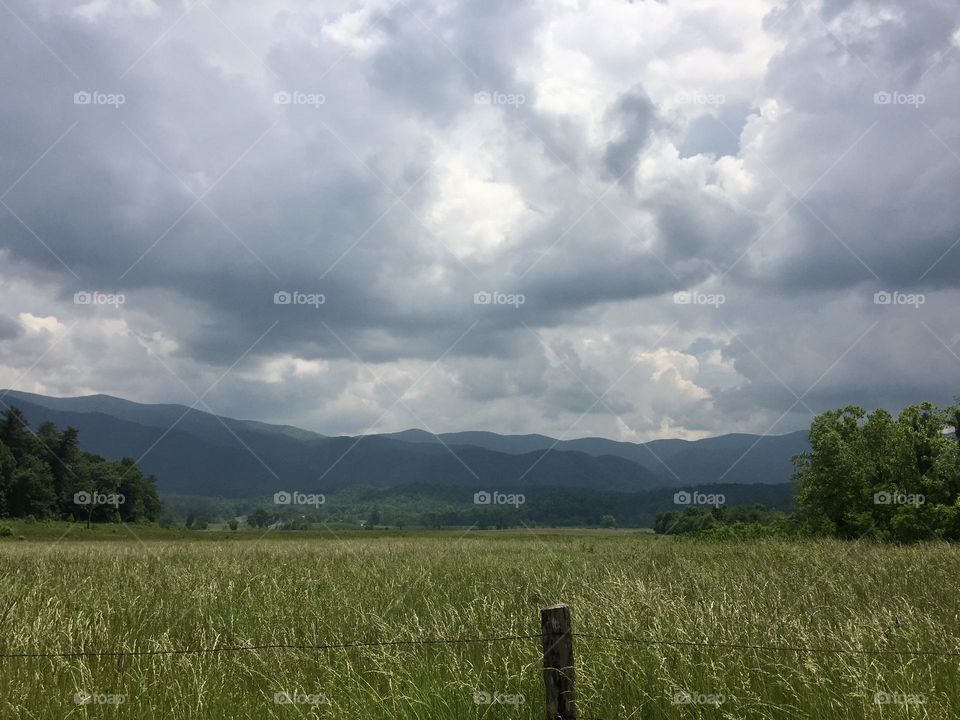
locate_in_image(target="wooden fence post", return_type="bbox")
[541,604,577,720]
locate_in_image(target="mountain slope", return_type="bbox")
[0,393,670,497]
[1,389,325,446]
[378,428,809,485]
[303,481,796,528]
[0,390,807,497]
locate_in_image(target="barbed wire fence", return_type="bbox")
[3,603,958,719]
[6,628,957,660]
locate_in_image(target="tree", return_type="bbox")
[945,398,960,474]
[600,514,617,528]
[0,407,32,462]
[7,456,57,519]
[0,440,15,516]
[794,403,960,542]
[653,507,718,535]
[53,426,79,500]
[247,508,273,528]
[36,421,59,450]
[0,407,161,523]
[115,458,161,523]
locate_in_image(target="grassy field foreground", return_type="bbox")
[0,530,958,719]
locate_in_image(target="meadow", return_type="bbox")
[0,525,958,719]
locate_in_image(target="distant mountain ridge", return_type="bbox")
[0,390,667,497]
[376,428,809,487]
[0,390,808,499]
[0,390,326,445]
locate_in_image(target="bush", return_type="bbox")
[654,505,790,537]
[692,521,786,540]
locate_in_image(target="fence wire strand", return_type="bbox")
[572,632,960,658]
[1,630,958,660]
[0,634,544,659]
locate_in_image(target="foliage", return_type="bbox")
[0,406,161,523]
[793,402,960,542]
[161,482,794,530]
[246,508,274,528]
[653,505,788,536]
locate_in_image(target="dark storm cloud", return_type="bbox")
[745,0,960,296]
[0,315,23,341]
[602,86,658,183]
[1,0,959,438]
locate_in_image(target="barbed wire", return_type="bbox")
[572,632,960,658]
[0,634,544,659]
[1,630,958,660]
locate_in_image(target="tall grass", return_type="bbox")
[0,530,957,718]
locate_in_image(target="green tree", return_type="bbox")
[0,407,32,462]
[0,407,161,524]
[7,456,57,518]
[247,508,273,528]
[53,426,79,500]
[0,439,15,516]
[794,403,960,541]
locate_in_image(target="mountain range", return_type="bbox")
[0,390,808,499]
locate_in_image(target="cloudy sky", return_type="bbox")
[0,0,958,441]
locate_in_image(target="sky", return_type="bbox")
[0,0,958,442]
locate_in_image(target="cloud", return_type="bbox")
[0,314,23,341]
[1,0,959,440]
[602,85,658,183]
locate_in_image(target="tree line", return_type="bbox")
[0,406,161,523]
[654,400,960,542]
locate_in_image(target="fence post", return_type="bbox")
[541,604,577,720]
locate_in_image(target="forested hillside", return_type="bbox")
[0,406,161,522]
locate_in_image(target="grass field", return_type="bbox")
[1,524,958,719]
